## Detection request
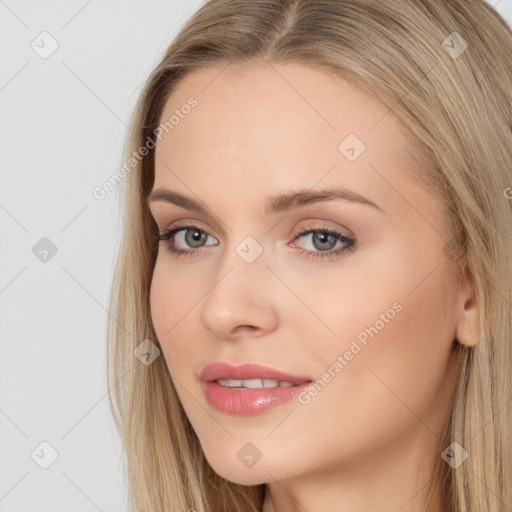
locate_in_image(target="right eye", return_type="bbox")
[156,225,218,257]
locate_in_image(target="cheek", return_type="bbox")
[149,259,214,383]
[149,262,188,371]
[283,277,456,468]
[308,247,457,405]
[150,259,192,334]
[335,275,454,408]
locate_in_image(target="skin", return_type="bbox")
[148,61,479,512]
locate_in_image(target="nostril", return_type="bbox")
[233,325,259,335]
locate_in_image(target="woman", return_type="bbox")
[107,1,512,510]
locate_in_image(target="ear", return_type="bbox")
[454,272,480,347]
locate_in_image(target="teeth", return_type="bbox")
[216,378,297,388]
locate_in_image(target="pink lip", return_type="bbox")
[200,362,313,416]
[199,362,311,383]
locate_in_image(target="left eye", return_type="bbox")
[294,230,345,252]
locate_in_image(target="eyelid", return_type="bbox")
[290,219,353,238]
[159,218,219,238]
[151,207,226,239]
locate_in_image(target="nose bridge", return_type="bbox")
[213,228,268,286]
[199,232,277,336]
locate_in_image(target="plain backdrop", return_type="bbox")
[1,1,511,511]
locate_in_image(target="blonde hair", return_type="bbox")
[107,1,512,510]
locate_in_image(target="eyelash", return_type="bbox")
[154,222,356,262]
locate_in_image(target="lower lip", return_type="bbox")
[202,380,313,415]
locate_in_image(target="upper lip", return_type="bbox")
[200,362,312,384]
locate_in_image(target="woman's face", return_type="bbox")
[148,61,473,489]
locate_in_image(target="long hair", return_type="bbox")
[106,1,512,510]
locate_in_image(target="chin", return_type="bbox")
[222,469,269,486]
[202,447,279,486]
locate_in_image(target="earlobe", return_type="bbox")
[454,276,480,348]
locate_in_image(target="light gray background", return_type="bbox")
[1,1,511,511]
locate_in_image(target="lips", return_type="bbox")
[199,362,312,384]
[199,362,314,415]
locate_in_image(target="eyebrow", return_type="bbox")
[146,186,384,215]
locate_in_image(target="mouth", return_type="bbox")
[214,378,301,388]
[199,362,314,415]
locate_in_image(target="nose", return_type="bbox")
[199,246,279,340]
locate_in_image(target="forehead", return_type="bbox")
[152,61,415,215]
[157,61,408,147]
